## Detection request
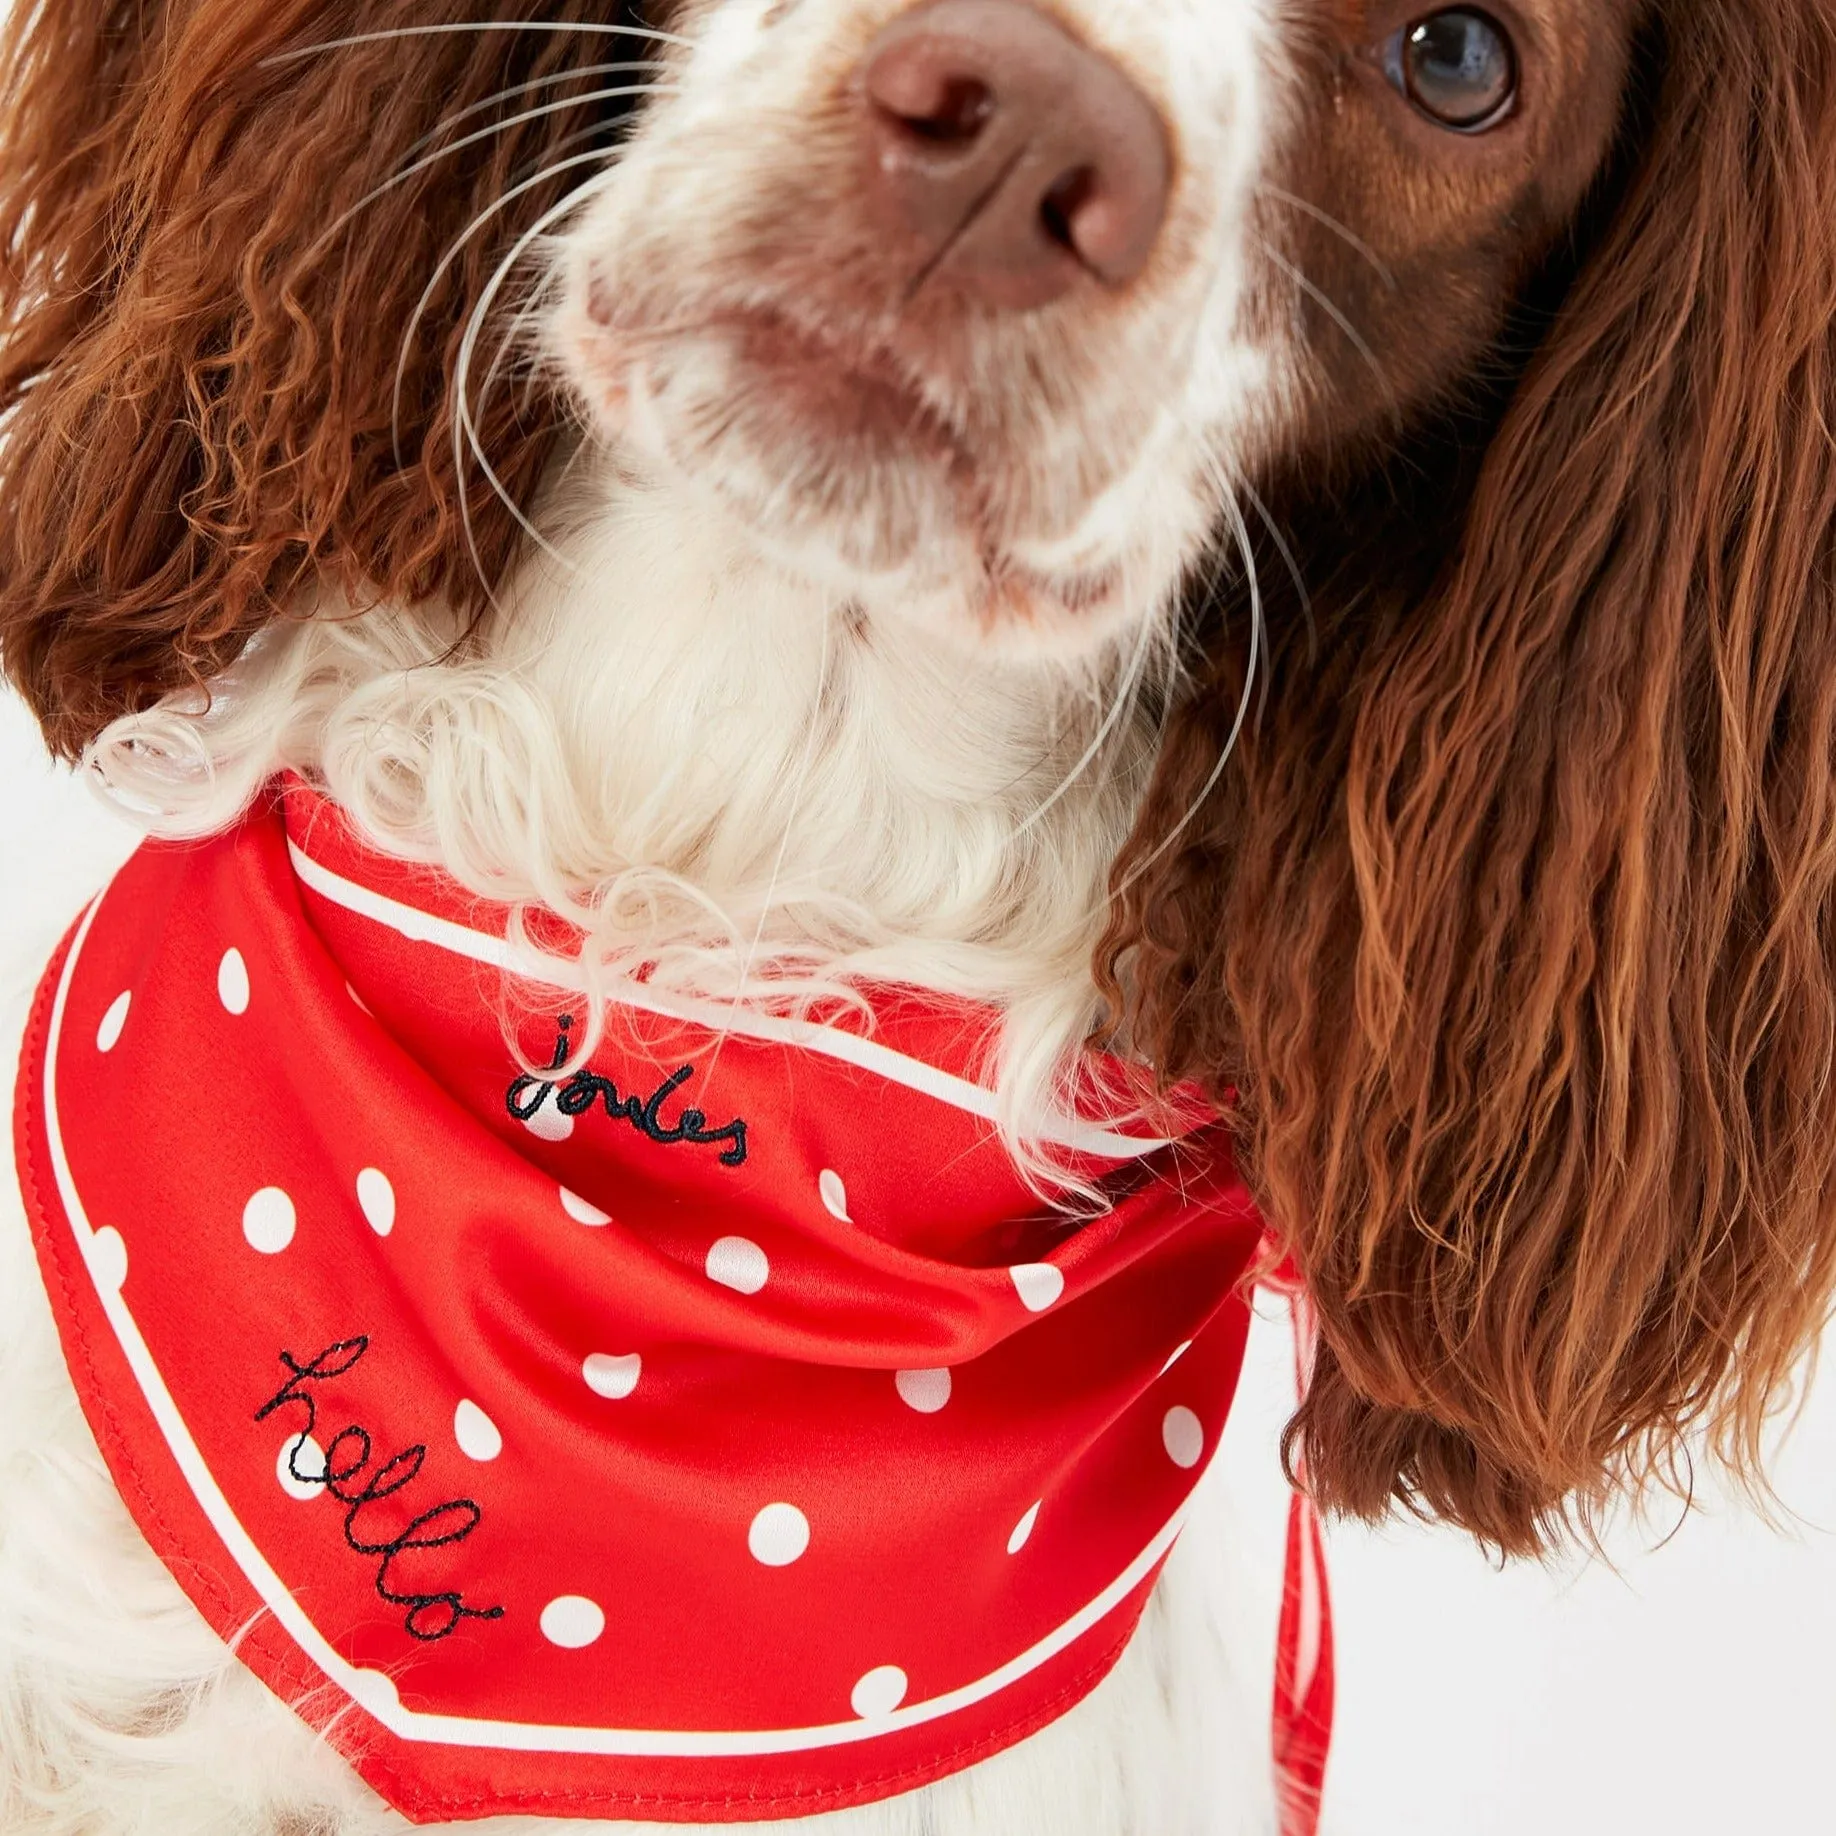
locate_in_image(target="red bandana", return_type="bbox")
[14,782,1331,1826]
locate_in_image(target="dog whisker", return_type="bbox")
[473,120,653,421]
[1258,184,1397,290]
[324,78,670,277]
[392,145,624,475]
[1099,489,1263,915]
[1242,480,1316,666]
[478,262,565,427]
[1008,600,1163,841]
[378,75,672,218]
[258,20,692,68]
[1253,236,1399,423]
[395,131,774,482]
[319,72,672,471]
[450,163,630,589]
[398,61,659,168]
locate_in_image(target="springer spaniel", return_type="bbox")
[0,1,1832,1832]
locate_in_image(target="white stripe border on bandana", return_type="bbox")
[286,837,1173,1162]
[40,878,1210,1759]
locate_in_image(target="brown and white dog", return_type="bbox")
[0,0,1833,1831]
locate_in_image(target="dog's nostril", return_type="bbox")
[876,74,996,145]
[1038,166,1095,253]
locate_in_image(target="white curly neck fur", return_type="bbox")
[86,457,1174,1165]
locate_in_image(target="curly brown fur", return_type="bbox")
[0,0,648,757]
[1106,0,1836,1555]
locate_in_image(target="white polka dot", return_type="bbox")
[818,1169,851,1222]
[242,1187,296,1254]
[540,1595,605,1649]
[851,1665,908,1719]
[1160,1339,1193,1376]
[356,1168,395,1237]
[454,1399,502,1462]
[1162,1405,1204,1470]
[707,1235,769,1294]
[1009,1262,1065,1312]
[523,1104,574,1142]
[345,981,371,1015]
[95,991,131,1053]
[217,948,251,1016]
[87,1227,128,1293]
[895,1368,951,1413]
[747,1502,810,1567]
[347,1669,400,1716]
[1007,1501,1041,1555]
[277,1433,327,1501]
[583,1352,642,1399]
[559,1186,611,1226]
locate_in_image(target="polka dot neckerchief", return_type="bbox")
[15,778,1332,1828]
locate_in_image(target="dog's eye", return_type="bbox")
[1387,10,1518,132]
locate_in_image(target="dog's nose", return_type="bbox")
[859,0,1171,310]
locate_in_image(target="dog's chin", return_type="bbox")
[562,318,1163,665]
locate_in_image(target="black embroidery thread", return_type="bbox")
[255,1338,506,1643]
[506,1013,749,1167]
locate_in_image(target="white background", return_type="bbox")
[5,689,1836,1833]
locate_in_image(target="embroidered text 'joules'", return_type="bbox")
[505,1014,749,1166]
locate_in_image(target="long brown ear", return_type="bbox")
[1110,1,1836,1553]
[0,0,654,758]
